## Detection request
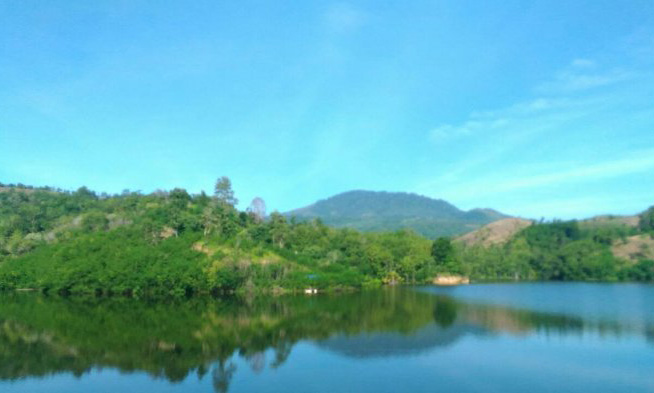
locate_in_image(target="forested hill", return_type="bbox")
[286,190,509,238]
[0,180,653,297]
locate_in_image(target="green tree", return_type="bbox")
[214,177,238,207]
[169,188,191,210]
[639,206,654,232]
[269,212,288,248]
[81,212,109,232]
[431,237,460,274]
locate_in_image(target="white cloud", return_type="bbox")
[537,59,633,93]
[422,147,654,206]
[428,96,589,145]
[429,117,510,143]
[418,42,654,219]
[482,152,654,194]
[544,70,631,92]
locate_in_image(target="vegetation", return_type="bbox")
[0,180,652,297]
[455,219,651,282]
[286,190,507,237]
[639,206,654,232]
[0,181,438,296]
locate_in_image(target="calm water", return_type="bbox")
[1,283,653,393]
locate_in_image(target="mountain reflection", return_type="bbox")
[0,289,650,392]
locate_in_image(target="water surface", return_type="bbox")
[1,283,652,392]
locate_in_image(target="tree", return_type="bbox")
[269,212,288,248]
[431,237,460,274]
[214,177,238,207]
[505,237,533,280]
[81,212,109,232]
[202,206,219,236]
[639,206,654,232]
[431,237,453,264]
[169,188,191,210]
[74,186,97,200]
[247,197,266,222]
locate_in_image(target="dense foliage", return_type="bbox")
[0,182,438,295]
[640,206,654,232]
[0,181,652,296]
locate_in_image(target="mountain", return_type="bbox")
[286,190,509,238]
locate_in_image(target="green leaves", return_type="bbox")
[431,237,461,274]
[639,206,654,232]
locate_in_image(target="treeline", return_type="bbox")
[0,180,439,295]
[0,180,653,296]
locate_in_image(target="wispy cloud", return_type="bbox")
[443,151,654,198]
[429,106,527,144]
[428,57,638,145]
[418,37,654,218]
[537,58,635,93]
[539,69,632,93]
[424,95,602,184]
[428,94,601,146]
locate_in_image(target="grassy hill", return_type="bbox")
[287,190,509,238]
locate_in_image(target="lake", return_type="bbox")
[1,283,653,393]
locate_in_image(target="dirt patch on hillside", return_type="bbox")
[611,234,654,262]
[456,218,532,247]
[160,227,177,239]
[192,242,215,256]
[581,215,640,228]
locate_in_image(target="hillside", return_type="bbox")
[458,213,645,249]
[0,183,443,295]
[286,190,509,238]
[456,218,533,247]
[579,214,640,229]
[611,235,654,262]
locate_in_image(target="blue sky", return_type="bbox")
[1,1,653,219]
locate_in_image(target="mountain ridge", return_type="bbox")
[286,190,510,238]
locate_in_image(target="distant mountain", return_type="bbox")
[286,190,509,238]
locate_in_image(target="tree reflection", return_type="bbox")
[0,289,651,392]
[212,360,236,393]
[433,296,458,328]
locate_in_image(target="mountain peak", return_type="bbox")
[287,190,509,238]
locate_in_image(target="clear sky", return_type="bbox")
[1,1,653,219]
